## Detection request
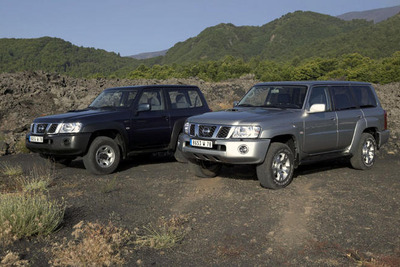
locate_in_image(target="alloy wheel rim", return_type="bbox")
[95,145,115,168]
[272,152,291,182]
[362,139,375,166]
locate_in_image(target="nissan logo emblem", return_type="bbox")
[202,127,211,135]
[38,125,46,132]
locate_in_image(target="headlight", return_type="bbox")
[184,122,190,134]
[231,126,260,138]
[58,122,82,133]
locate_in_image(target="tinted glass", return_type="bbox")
[138,89,165,111]
[330,86,357,111]
[308,86,331,111]
[351,86,377,108]
[89,89,138,108]
[239,85,307,109]
[168,89,204,109]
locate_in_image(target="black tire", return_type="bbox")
[256,142,294,189]
[83,136,121,175]
[188,160,221,178]
[350,133,377,170]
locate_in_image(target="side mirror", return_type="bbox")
[309,104,326,113]
[138,103,151,112]
[233,101,239,107]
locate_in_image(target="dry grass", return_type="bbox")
[49,221,131,267]
[15,164,53,192]
[0,193,65,246]
[0,251,29,266]
[0,163,24,177]
[134,214,189,250]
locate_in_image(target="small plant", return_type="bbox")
[135,214,189,250]
[0,163,24,177]
[101,176,118,194]
[50,221,130,266]
[15,164,53,192]
[1,251,29,266]
[0,193,65,245]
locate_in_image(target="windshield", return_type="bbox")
[89,89,138,109]
[238,85,307,109]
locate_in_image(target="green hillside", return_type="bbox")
[162,11,377,63]
[0,10,399,82]
[0,37,140,77]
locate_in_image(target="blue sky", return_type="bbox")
[1,0,399,56]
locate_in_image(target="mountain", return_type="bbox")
[128,49,168,60]
[161,11,380,63]
[337,5,400,23]
[0,37,140,76]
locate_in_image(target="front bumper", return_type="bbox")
[178,133,270,164]
[26,132,91,156]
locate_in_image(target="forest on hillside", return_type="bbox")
[0,11,399,84]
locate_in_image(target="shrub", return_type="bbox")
[50,221,130,266]
[0,193,65,245]
[134,215,189,249]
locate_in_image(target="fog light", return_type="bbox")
[63,138,71,146]
[238,145,249,154]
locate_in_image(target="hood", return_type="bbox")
[33,108,126,123]
[188,107,301,125]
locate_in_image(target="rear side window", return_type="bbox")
[330,86,357,111]
[168,89,204,109]
[351,86,377,108]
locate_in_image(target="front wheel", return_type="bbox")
[256,142,294,189]
[83,136,121,175]
[350,133,377,170]
[189,160,221,178]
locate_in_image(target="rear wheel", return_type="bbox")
[350,133,376,170]
[83,136,120,175]
[256,142,294,189]
[189,160,221,178]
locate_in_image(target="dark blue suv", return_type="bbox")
[26,85,210,174]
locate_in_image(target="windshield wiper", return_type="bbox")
[237,104,254,107]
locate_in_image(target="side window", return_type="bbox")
[138,89,165,111]
[188,90,204,107]
[330,86,357,111]
[351,86,377,108]
[168,89,204,109]
[308,86,330,111]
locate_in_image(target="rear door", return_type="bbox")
[130,88,171,149]
[330,86,363,150]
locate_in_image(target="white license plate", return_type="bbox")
[190,139,213,148]
[29,136,44,143]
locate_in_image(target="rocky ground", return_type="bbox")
[0,72,399,266]
[0,71,399,155]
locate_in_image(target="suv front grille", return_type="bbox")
[31,123,59,134]
[188,123,232,139]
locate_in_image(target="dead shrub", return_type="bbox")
[50,221,131,267]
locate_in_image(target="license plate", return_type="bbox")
[29,136,43,143]
[190,139,212,148]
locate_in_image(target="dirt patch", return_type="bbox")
[1,153,399,266]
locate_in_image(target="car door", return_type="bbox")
[330,86,363,150]
[303,86,338,154]
[130,88,171,149]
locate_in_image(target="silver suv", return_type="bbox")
[179,81,389,189]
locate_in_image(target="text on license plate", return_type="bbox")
[29,136,44,143]
[190,139,213,148]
